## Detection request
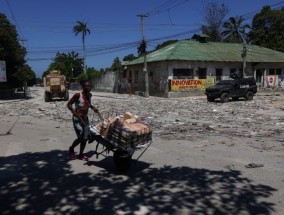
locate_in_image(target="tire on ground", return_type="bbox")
[207,97,215,102]
[44,92,50,102]
[220,92,229,103]
[113,150,132,172]
[64,90,69,101]
[245,91,254,100]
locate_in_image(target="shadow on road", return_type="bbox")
[0,150,276,214]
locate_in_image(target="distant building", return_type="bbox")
[92,70,116,93]
[122,35,284,98]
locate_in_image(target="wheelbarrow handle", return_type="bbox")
[97,112,104,121]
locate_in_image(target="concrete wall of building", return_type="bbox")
[123,61,284,98]
[252,63,284,88]
[167,61,255,79]
[125,62,169,97]
[92,71,116,93]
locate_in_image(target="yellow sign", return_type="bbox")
[171,78,215,91]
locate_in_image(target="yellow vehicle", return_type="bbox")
[43,70,69,102]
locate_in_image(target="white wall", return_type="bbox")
[125,60,284,97]
[92,71,116,92]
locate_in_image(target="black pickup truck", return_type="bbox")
[205,77,258,102]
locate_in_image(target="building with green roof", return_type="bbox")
[122,37,284,98]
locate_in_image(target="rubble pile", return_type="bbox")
[91,95,284,149]
[1,88,284,149]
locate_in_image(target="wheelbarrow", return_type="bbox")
[88,114,152,172]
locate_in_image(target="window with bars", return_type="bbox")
[173,69,194,79]
[216,68,223,81]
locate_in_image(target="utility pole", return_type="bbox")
[242,43,247,77]
[137,14,149,98]
[20,39,27,98]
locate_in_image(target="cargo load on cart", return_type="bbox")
[92,112,152,150]
[89,112,152,172]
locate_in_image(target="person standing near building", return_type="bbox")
[67,80,99,161]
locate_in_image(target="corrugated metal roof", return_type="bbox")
[125,40,284,65]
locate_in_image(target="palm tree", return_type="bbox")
[222,16,250,76]
[73,21,91,72]
[222,16,250,43]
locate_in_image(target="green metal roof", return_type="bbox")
[125,40,284,65]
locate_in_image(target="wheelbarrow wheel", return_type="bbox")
[113,150,132,172]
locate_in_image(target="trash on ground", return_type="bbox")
[245,163,264,168]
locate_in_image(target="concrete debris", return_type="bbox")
[1,87,284,152]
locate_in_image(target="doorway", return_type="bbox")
[256,69,263,87]
[198,68,207,79]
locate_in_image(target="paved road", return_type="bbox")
[0,87,283,214]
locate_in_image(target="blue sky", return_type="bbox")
[0,0,283,77]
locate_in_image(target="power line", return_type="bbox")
[9,1,284,63]
[24,27,201,62]
[242,1,284,17]
[240,1,284,21]
[145,0,191,17]
[4,0,26,45]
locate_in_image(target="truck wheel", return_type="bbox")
[207,97,215,102]
[113,150,132,172]
[245,91,254,100]
[220,93,229,103]
[64,91,69,101]
[44,92,49,102]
